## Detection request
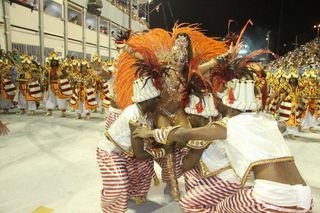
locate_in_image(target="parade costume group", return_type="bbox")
[0,51,116,119]
[1,20,319,213]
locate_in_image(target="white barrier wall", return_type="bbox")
[0,1,3,21]
[68,22,82,41]
[86,44,97,58]
[100,34,110,48]
[44,14,64,37]
[68,40,82,52]
[44,35,64,56]
[9,4,38,31]
[100,47,109,58]
[0,23,5,49]
[11,27,39,46]
[86,29,97,45]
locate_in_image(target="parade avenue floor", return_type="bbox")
[0,110,320,213]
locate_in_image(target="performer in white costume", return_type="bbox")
[44,51,72,117]
[97,75,163,213]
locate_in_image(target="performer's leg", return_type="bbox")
[17,92,26,114]
[76,102,84,119]
[180,176,241,213]
[127,158,154,204]
[184,167,202,192]
[57,98,67,117]
[45,87,57,116]
[96,148,130,213]
[27,101,37,115]
[216,187,312,213]
[0,95,12,111]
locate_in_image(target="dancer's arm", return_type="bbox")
[133,124,226,144]
[169,125,226,142]
[198,44,234,75]
[198,58,219,75]
[130,123,165,160]
[182,148,206,171]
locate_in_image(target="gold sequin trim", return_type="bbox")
[240,156,294,186]
[187,140,211,149]
[212,117,228,128]
[199,160,232,178]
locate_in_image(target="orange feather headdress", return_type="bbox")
[115,23,228,109]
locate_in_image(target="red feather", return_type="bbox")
[196,101,204,113]
[228,88,235,104]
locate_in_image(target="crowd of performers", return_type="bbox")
[1,20,318,213]
[264,38,320,137]
[265,66,320,138]
[0,51,116,119]
[96,20,316,213]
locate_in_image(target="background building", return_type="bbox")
[0,0,148,62]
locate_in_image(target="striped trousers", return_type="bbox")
[279,100,303,126]
[96,148,154,213]
[180,171,241,213]
[184,167,202,192]
[215,187,313,213]
[105,107,122,130]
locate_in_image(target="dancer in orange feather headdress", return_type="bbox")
[114,23,228,200]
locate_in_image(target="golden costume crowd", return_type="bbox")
[1,21,319,213]
[0,51,115,119]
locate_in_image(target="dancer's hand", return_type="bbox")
[0,121,10,136]
[133,127,153,139]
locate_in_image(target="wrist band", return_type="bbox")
[153,126,180,145]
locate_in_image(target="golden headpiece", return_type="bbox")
[92,53,101,63]
[81,59,90,68]
[275,67,287,79]
[72,59,80,67]
[286,67,299,79]
[106,59,113,66]
[21,54,32,64]
[309,68,318,79]
[62,59,71,67]
[48,51,60,61]
[302,69,310,78]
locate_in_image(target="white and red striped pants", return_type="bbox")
[180,173,241,213]
[155,148,186,182]
[105,107,122,130]
[96,148,154,213]
[215,187,313,213]
[184,167,202,192]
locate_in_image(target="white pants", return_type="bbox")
[301,110,320,129]
[0,95,12,109]
[17,91,36,111]
[253,179,312,210]
[96,92,103,110]
[77,101,90,116]
[45,87,67,110]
